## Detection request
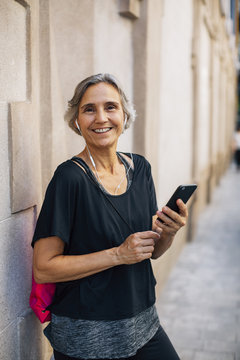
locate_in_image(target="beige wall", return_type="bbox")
[0,0,237,358]
[148,0,194,293]
[191,0,237,216]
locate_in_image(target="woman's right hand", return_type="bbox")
[116,231,160,265]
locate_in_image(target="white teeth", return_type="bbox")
[93,128,111,133]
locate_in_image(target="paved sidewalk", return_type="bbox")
[156,165,240,360]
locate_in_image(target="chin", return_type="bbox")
[90,135,120,148]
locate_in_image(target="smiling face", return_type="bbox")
[77,82,125,150]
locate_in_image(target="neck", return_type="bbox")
[83,144,120,174]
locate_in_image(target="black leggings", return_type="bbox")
[53,325,180,360]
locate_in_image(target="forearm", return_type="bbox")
[33,230,160,283]
[151,232,174,259]
[34,247,120,284]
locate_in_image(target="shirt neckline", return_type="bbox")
[71,152,135,198]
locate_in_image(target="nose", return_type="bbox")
[95,108,107,123]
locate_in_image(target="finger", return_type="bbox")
[161,206,180,222]
[164,200,188,226]
[161,206,187,227]
[140,239,156,247]
[155,220,178,236]
[154,216,163,229]
[139,231,160,240]
[176,199,188,217]
[157,211,178,229]
[156,216,179,237]
[141,252,153,260]
[141,245,155,253]
[154,225,163,235]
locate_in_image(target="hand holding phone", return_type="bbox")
[165,184,197,213]
[158,184,197,223]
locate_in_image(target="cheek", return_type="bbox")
[115,119,124,133]
[114,113,124,127]
[78,116,92,129]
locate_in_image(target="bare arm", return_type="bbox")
[33,236,120,283]
[33,231,160,284]
[151,199,188,259]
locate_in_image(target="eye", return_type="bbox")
[106,103,117,111]
[84,106,95,113]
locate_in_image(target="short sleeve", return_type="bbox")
[145,159,158,216]
[31,163,77,247]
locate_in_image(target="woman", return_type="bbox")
[32,73,188,360]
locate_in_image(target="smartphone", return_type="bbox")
[161,184,198,215]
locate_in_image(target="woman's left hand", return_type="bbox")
[151,199,188,259]
[156,199,188,237]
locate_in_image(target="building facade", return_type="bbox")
[0,0,237,358]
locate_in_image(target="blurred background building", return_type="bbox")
[0,0,239,358]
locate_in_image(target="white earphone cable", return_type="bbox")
[75,119,133,195]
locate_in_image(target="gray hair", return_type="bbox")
[64,73,136,135]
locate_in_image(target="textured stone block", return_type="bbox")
[10,101,41,213]
[0,209,35,331]
[0,0,27,102]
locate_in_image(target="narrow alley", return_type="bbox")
[156,165,240,360]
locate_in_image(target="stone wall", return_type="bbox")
[0,0,237,358]
[0,0,48,358]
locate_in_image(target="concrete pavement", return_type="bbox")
[156,164,240,360]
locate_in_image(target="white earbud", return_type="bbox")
[122,116,127,133]
[75,119,81,133]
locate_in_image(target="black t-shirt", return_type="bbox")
[32,153,158,320]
